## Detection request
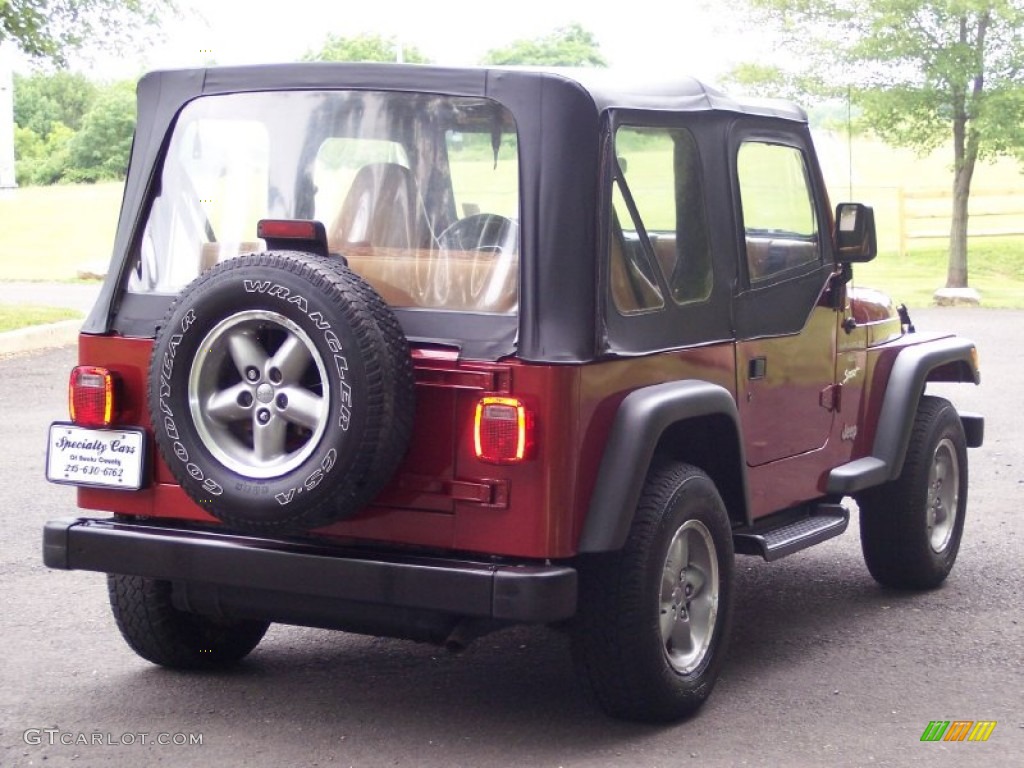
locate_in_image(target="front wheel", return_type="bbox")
[108,575,269,669]
[858,396,968,589]
[571,462,735,722]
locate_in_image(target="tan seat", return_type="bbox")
[329,163,417,249]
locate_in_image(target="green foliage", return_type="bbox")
[857,86,951,153]
[483,23,607,67]
[14,122,74,185]
[731,1,1024,155]
[12,75,135,185]
[13,71,97,136]
[303,33,430,64]
[726,62,829,102]
[976,83,1024,160]
[0,1,171,65]
[66,81,136,182]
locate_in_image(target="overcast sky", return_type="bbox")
[52,0,764,86]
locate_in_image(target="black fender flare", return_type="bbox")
[577,380,750,553]
[828,336,982,494]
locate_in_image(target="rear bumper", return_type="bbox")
[43,517,577,624]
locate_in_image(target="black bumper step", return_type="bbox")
[732,504,849,561]
[43,517,577,624]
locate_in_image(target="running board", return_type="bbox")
[732,504,849,562]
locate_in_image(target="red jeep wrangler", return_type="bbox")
[44,64,983,722]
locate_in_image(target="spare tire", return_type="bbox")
[148,251,414,532]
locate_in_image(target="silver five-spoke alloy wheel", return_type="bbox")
[927,436,960,553]
[188,310,330,478]
[660,518,719,674]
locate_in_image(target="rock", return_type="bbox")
[932,287,981,306]
[76,263,107,281]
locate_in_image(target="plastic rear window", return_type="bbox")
[129,90,520,315]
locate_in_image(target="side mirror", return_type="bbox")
[835,203,877,263]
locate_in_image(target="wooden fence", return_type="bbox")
[896,187,1024,257]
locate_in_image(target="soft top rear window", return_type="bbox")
[130,90,520,315]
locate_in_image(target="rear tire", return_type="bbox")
[571,462,734,722]
[108,575,269,669]
[148,250,414,532]
[858,396,968,589]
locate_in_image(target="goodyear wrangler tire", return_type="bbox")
[148,251,414,532]
[571,462,735,722]
[108,574,269,669]
[857,396,967,590]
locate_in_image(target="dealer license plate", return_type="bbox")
[46,422,145,490]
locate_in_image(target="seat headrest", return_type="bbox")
[331,162,416,249]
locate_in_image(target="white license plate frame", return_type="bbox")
[46,422,146,490]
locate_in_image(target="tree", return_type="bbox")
[14,122,73,185]
[303,33,430,64]
[13,77,135,184]
[0,1,171,65]
[730,1,1024,291]
[482,23,607,67]
[65,80,135,182]
[12,71,97,185]
[14,71,97,136]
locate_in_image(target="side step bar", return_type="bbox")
[733,503,849,562]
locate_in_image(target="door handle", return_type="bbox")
[748,357,767,380]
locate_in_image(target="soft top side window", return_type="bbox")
[609,125,712,315]
[737,141,821,284]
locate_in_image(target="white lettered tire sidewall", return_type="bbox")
[149,251,412,532]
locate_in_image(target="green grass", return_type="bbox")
[855,238,1024,309]
[0,305,83,332]
[0,182,123,281]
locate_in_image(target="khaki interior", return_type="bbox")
[200,241,518,313]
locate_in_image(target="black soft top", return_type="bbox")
[140,62,807,119]
[88,63,810,361]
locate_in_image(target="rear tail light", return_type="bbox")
[69,366,117,427]
[474,396,533,464]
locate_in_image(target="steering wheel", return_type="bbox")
[437,214,518,253]
[430,214,519,310]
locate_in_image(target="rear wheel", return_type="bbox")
[858,396,968,589]
[572,462,734,722]
[108,575,268,669]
